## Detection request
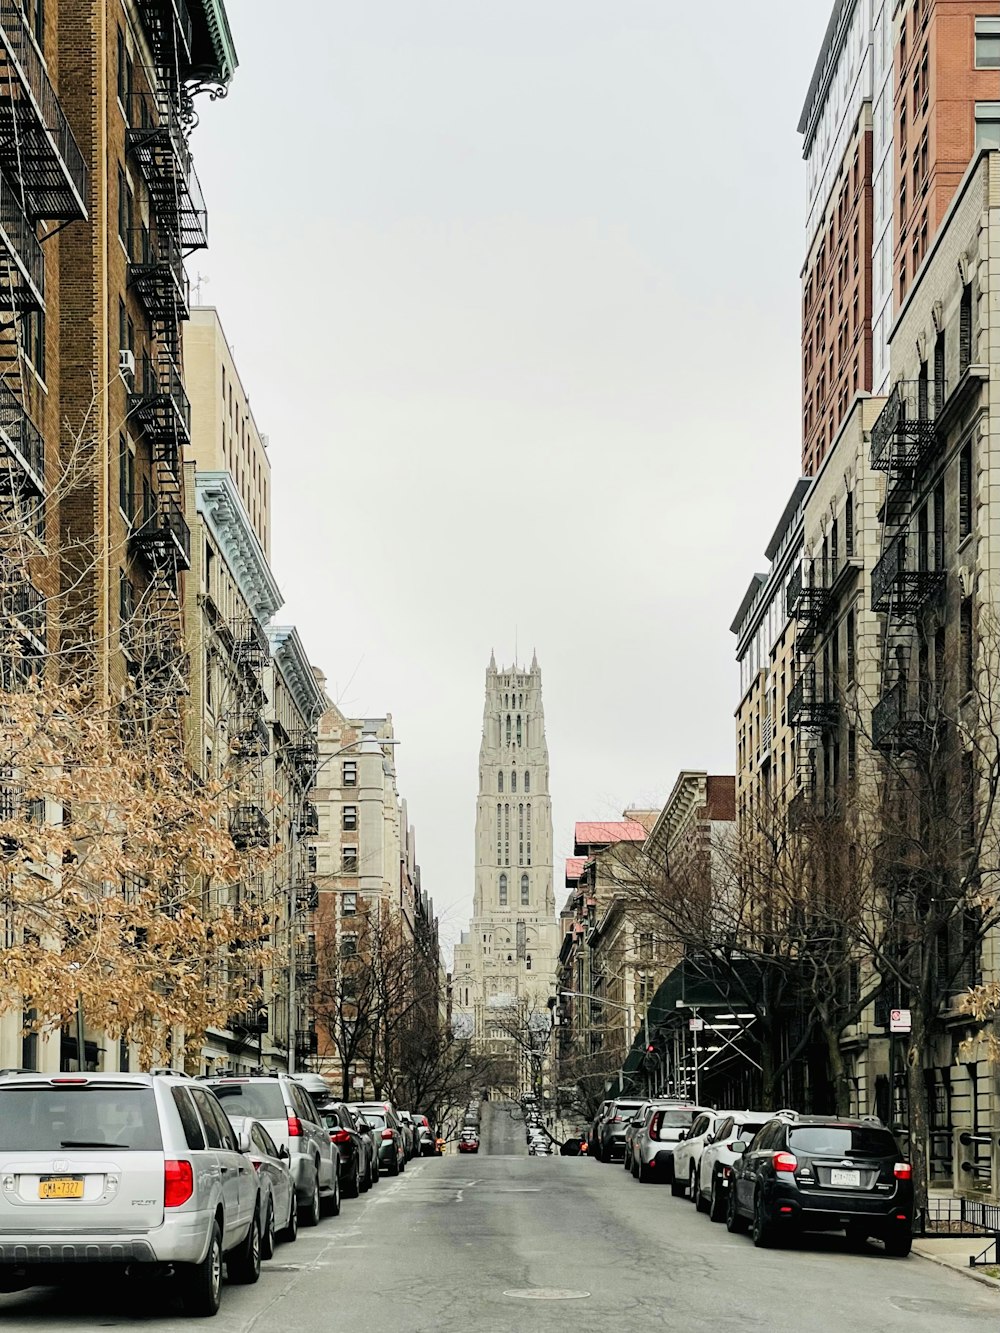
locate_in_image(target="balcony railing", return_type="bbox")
[0,169,43,311]
[870,380,938,474]
[125,93,208,251]
[286,730,317,784]
[787,672,839,731]
[297,801,319,838]
[0,0,88,219]
[129,496,191,570]
[872,679,929,753]
[127,228,189,323]
[295,1027,318,1056]
[786,560,833,648]
[128,356,191,449]
[229,803,269,850]
[227,714,270,760]
[0,375,43,494]
[871,533,945,615]
[295,882,319,914]
[232,617,270,670]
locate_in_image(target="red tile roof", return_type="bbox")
[565,857,587,883]
[574,820,648,851]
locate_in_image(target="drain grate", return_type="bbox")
[504,1289,590,1301]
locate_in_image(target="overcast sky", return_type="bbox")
[193,1,833,955]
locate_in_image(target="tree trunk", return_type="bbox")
[825,1023,852,1116]
[906,1003,930,1217]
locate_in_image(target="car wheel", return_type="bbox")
[752,1192,776,1249]
[882,1229,912,1258]
[260,1200,276,1261]
[726,1185,748,1234]
[280,1192,298,1243]
[322,1172,341,1217]
[227,1210,262,1285]
[664,1156,674,1184]
[344,1160,361,1199]
[694,1170,708,1213]
[670,1169,686,1197]
[181,1220,223,1317]
[360,1162,370,1193]
[689,1166,700,1204]
[638,1160,654,1183]
[630,1155,639,1179]
[300,1177,321,1227]
[387,1153,399,1177]
[708,1174,726,1223]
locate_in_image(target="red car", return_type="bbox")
[458,1132,480,1154]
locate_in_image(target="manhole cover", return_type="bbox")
[504,1289,590,1301]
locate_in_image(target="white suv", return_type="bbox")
[0,1070,262,1316]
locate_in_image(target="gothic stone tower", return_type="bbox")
[453,654,560,1077]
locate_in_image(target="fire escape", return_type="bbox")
[122,1,208,727]
[869,379,944,753]
[786,557,839,829]
[0,3,87,685]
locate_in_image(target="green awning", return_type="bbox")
[187,0,238,85]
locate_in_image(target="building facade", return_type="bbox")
[452,655,560,1089]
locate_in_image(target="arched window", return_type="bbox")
[526,955,532,971]
[499,873,508,906]
[521,873,529,905]
[516,715,522,746]
[506,715,511,745]
[524,771,530,793]
[511,770,517,793]
[498,772,503,793]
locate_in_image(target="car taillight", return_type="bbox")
[773,1152,797,1173]
[650,1112,662,1137]
[894,1162,912,1180]
[613,1115,622,1123]
[381,1129,394,1140]
[331,1130,352,1145]
[164,1159,194,1208]
[287,1116,302,1138]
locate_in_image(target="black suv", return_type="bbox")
[726,1114,913,1255]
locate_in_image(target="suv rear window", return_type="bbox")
[363,1112,387,1129]
[208,1081,287,1119]
[788,1126,897,1157]
[0,1085,162,1151]
[659,1109,699,1128]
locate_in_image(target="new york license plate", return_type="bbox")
[39,1177,84,1199]
[829,1169,860,1187]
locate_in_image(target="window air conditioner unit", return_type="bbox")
[119,348,135,380]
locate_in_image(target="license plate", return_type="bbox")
[829,1169,861,1187]
[39,1177,84,1199]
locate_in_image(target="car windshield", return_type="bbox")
[364,1112,388,1129]
[788,1127,897,1157]
[0,1086,162,1151]
[208,1082,287,1119]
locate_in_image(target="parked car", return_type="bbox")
[696,1111,772,1221]
[0,1071,263,1317]
[413,1113,436,1157]
[320,1103,372,1196]
[204,1074,339,1227]
[351,1102,406,1176]
[228,1116,297,1256]
[596,1098,648,1162]
[458,1130,480,1154]
[726,1114,913,1255]
[588,1100,613,1156]
[627,1102,710,1182]
[397,1111,418,1161]
[349,1107,381,1182]
[621,1102,650,1170]
[671,1109,727,1199]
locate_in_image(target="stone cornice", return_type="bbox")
[268,626,325,723]
[195,472,283,622]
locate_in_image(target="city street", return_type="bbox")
[0,1139,995,1331]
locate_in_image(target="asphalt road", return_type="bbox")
[480,1099,525,1154]
[0,1153,996,1331]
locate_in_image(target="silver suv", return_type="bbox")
[627,1101,711,1183]
[204,1075,339,1226]
[0,1070,262,1316]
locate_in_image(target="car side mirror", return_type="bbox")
[278,1144,290,1160]
[732,1141,746,1155]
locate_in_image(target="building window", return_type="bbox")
[19,309,44,378]
[847,728,857,783]
[117,167,132,251]
[342,892,357,915]
[933,331,945,416]
[520,873,529,906]
[961,597,974,695]
[960,284,973,374]
[307,844,317,874]
[845,492,854,557]
[524,771,530,793]
[343,760,357,786]
[118,569,133,625]
[934,480,945,570]
[497,804,502,865]
[846,609,856,685]
[497,771,503,793]
[342,846,358,874]
[341,934,358,959]
[511,770,516,793]
[118,434,134,520]
[976,19,1000,69]
[959,440,973,541]
[516,715,522,746]
[506,715,511,745]
[975,102,1000,150]
[499,873,507,907]
[342,805,357,831]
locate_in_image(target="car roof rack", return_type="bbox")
[150,1067,192,1078]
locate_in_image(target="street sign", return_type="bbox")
[689,1017,705,1032]
[352,1076,364,1088]
[890,1009,911,1034]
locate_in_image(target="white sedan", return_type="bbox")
[695,1111,772,1221]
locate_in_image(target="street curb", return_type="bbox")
[915,1247,1000,1292]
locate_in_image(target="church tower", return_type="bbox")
[453,654,560,1069]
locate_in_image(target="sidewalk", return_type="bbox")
[913,1235,1000,1291]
